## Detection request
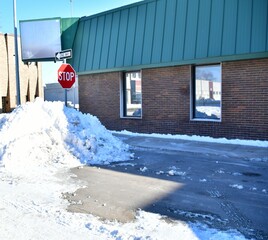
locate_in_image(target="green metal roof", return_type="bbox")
[69,0,268,74]
[61,18,79,50]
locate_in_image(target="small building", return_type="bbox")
[68,0,268,140]
[44,82,79,109]
[0,33,43,113]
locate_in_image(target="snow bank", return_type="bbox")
[0,99,131,177]
[116,130,268,148]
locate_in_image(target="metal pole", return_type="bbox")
[64,1,73,108]
[70,0,73,17]
[63,59,68,107]
[13,0,21,105]
[65,89,68,107]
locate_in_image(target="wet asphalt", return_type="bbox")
[66,134,268,240]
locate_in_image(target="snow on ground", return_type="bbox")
[115,130,268,148]
[0,99,249,239]
[229,184,244,190]
[167,166,187,177]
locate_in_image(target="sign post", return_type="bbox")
[55,49,72,61]
[57,63,76,106]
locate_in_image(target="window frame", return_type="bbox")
[120,70,142,119]
[191,63,222,122]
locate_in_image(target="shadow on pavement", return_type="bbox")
[65,141,268,240]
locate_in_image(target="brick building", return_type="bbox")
[68,0,268,140]
[0,33,43,113]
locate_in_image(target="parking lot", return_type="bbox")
[67,134,268,240]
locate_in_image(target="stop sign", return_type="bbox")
[58,63,76,88]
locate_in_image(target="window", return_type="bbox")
[193,64,221,121]
[122,71,142,118]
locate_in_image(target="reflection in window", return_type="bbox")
[194,65,221,120]
[123,71,142,117]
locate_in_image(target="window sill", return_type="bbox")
[120,116,142,120]
[191,118,221,123]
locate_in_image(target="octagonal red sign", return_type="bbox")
[57,63,76,89]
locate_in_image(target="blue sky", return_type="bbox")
[0,0,142,84]
[0,0,142,33]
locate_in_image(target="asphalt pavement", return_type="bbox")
[66,134,268,240]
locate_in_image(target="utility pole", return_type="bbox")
[13,0,21,105]
[70,0,73,17]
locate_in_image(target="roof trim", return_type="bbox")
[80,0,155,21]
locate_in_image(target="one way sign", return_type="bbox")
[55,49,72,61]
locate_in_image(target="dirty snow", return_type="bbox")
[0,99,250,239]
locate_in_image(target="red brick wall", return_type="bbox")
[221,59,268,140]
[79,58,268,140]
[79,72,121,124]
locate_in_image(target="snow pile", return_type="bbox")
[0,99,130,177]
[0,99,251,239]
